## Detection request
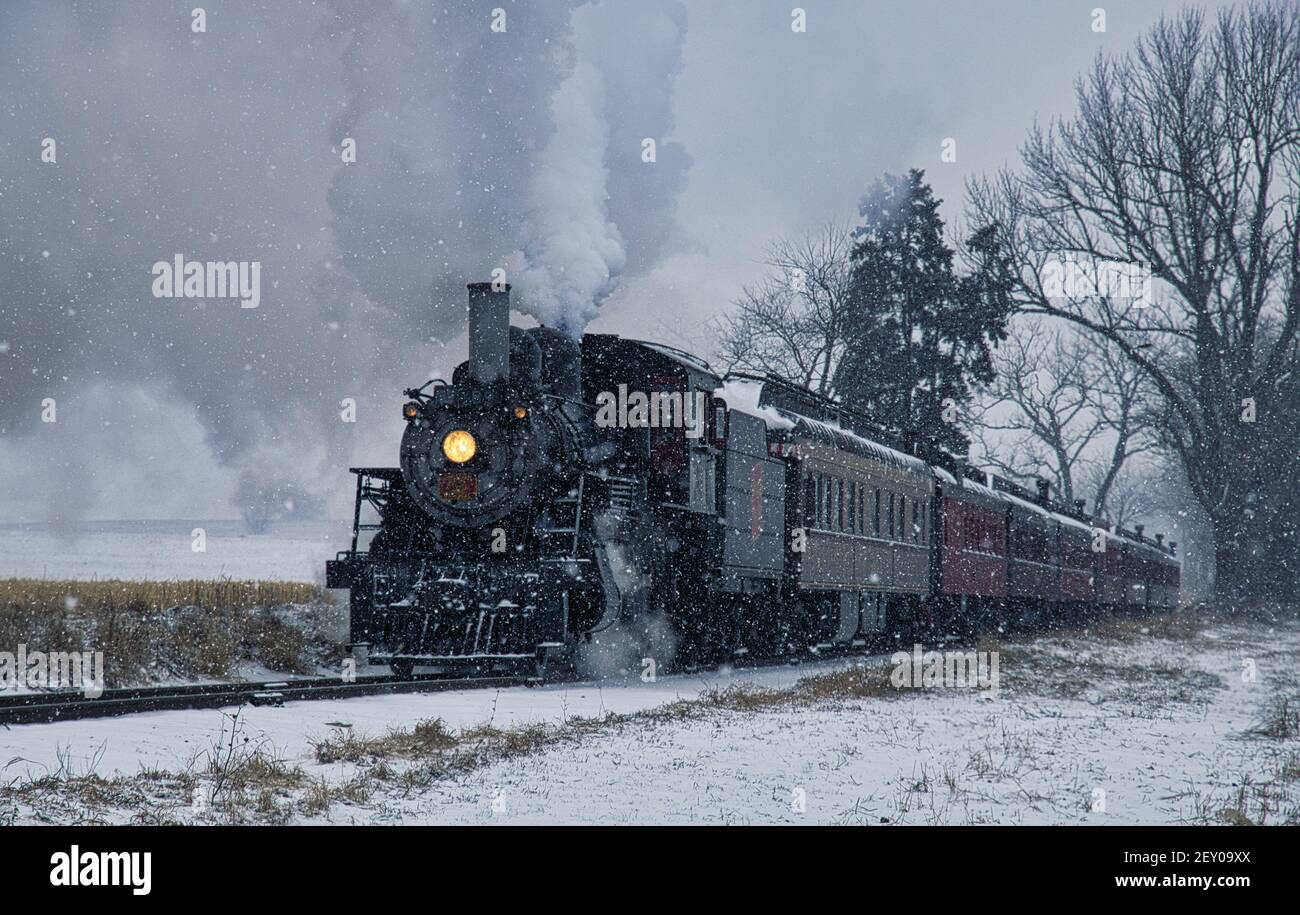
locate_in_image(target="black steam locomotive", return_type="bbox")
[326,282,1180,679]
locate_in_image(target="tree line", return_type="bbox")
[716,1,1300,604]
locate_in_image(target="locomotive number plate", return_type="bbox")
[438,473,478,501]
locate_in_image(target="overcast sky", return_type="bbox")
[0,0,1220,521]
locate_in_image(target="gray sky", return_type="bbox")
[0,0,1215,521]
[593,0,1214,344]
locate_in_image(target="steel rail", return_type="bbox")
[0,674,528,726]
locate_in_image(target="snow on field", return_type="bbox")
[3,614,1298,825]
[0,520,341,582]
[0,515,1291,825]
[0,655,863,779]
[318,620,1300,826]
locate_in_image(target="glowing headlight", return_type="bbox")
[441,429,477,464]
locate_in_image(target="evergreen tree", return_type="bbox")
[835,169,1011,454]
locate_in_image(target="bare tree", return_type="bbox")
[713,220,855,395]
[1080,461,1157,529]
[1087,337,1160,517]
[971,321,1101,503]
[970,319,1156,509]
[968,2,1300,599]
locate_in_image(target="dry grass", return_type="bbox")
[0,576,337,687]
[1184,752,1300,826]
[0,709,363,825]
[313,718,461,764]
[1075,610,1207,644]
[299,773,375,816]
[310,717,558,772]
[1251,694,1300,740]
[1,771,198,826]
[0,577,322,613]
[997,603,1300,653]
[990,643,1223,705]
[974,606,1244,707]
[307,661,901,799]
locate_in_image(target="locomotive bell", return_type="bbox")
[467,281,511,385]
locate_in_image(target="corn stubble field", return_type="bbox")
[0,577,341,685]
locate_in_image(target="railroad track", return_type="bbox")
[0,634,953,728]
[0,673,529,726]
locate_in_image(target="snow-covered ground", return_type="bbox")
[0,656,861,779]
[4,613,1298,825]
[0,520,342,582]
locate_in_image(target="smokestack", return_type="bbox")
[1154,533,1164,546]
[1074,499,1086,514]
[1135,524,1145,539]
[1035,479,1050,503]
[1169,541,1178,555]
[467,282,511,385]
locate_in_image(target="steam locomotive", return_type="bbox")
[325,282,1180,679]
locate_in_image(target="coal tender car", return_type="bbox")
[326,282,1181,679]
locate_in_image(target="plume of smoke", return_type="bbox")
[0,0,691,523]
[507,60,627,334]
[574,614,679,682]
[323,0,581,329]
[575,511,680,680]
[509,0,691,334]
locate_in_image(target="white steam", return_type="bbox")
[508,60,627,334]
[0,0,690,523]
[508,0,691,336]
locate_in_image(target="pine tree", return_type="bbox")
[835,170,1011,454]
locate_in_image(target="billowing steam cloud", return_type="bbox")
[507,59,627,333]
[0,0,690,523]
[510,0,691,332]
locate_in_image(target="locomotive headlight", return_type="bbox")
[441,429,477,464]
[513,405,528,420]
[403,402,420,420]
